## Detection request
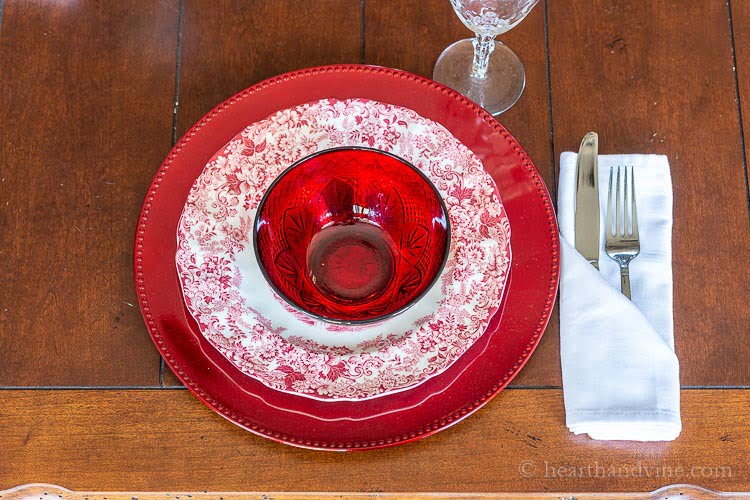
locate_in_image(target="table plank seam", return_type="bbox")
[682,385,750,389]
[171,0,185,146]
[727,0,750,222]
[542,0,558,206]
[541,1,562,389]
[360,0,365,64]
[160,0,186,388]
[506,385,561,389]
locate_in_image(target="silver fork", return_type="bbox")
[605,166,640,299]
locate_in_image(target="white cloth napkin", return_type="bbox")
[558,152,681,441]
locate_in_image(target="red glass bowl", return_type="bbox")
[253,147,450,324]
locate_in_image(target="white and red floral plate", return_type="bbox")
[176,98,511,401]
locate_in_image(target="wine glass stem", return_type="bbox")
[471,34,496,79]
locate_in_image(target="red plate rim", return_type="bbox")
[134,64,560,450]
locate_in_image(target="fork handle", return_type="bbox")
[619,266,632,300]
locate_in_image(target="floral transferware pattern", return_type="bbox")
[176,98,511,400]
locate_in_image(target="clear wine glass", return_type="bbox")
[433,0,539,115]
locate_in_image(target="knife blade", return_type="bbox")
[575,131,600,269]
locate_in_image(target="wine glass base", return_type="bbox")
[433,38,526,116]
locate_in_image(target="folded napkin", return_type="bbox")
[558,152,681,441]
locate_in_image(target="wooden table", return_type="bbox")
[1,0,749,495]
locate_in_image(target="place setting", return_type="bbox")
[135,62,558,449]
[134,0,679,451]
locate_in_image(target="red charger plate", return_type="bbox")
[134,65,559,450]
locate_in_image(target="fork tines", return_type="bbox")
[606,166,639,241]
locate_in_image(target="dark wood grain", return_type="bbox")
[0,389,747,492]
[176,0,362,137]
[547,0,750,386]
[1,0,749,494]
[0,0,178,385]
[365,0,560,387]
[730,0,750,199]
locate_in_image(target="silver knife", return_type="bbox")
[575,132,600,269]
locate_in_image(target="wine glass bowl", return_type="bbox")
[450,0,537,34]
[254,147,451,325]
[434,0,539,115]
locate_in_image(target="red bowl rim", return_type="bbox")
[252,145,452,325]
